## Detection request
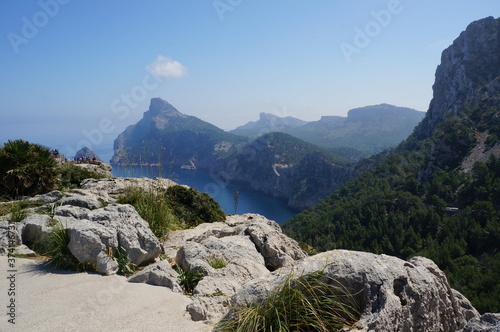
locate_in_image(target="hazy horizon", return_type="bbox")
[1,1,498,158]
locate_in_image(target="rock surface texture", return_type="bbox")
[57,203,161,274]
[7,178,167,274]
[163,213,307,322]
[231,250,482,332]
[420,16,499,138]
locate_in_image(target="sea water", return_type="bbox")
[111,165,295,224]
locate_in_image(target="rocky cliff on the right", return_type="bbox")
[283,15,500,322]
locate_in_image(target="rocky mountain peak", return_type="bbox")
[419,16,500,138]
[148,97,185,117]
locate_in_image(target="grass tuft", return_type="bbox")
[38,223,81,271]
[207,255,228,269]
[175,265,204,295]
[217,270,361,332]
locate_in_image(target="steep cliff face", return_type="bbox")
[417,16,499,139]
[410,17,500,180]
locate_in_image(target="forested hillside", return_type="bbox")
[283,17,500,313]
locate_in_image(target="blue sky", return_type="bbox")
[0,1,498,160]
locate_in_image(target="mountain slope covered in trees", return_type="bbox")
[283,16,500,313]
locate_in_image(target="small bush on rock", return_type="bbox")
[118,184,226,240]
[58,163,107,190]
[110,246,136,276]
[9,200,32,222]
[166,185,226,227]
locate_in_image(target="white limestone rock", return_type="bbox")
[232,250,481,332]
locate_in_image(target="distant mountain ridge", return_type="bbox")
[230,112,309,137]
[231,104,425,159]
[111,98,357,210]
[110,98,427,210]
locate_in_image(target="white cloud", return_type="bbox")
[148,55,187,79]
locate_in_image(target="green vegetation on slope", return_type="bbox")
[283,104,500,313]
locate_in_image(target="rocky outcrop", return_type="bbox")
[74,146,102,161]
[73,162,113,177]
[163,213,307,322]
[230,250,482,332]
[79,176,178,203]
[6,178,168,274]
[61,204,161,271]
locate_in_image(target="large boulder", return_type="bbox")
[55,203,161,274]
[74,146,102,161]
[231,214,307,270]
[231,250,481,332]
[18,214,54,245]
[176,235,269,297]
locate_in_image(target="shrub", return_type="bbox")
[118,183,226,240]
[217,270,361,332]
[58,163,107,189]
[166,185,226,227]
[117,185,183,241]
[0,139,59,199]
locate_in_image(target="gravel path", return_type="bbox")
[0,256,211,332]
